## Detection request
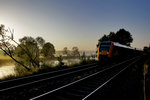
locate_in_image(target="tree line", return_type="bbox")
[62,47,80,57]
[0,24,56,71]
[97,28,133,47]
[0,24,134,71]
[0,24,84,71]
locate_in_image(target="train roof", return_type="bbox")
[100,41,133,49]
[100,41,143,51]
[113,42,134,49]
[114,42,143,51]
[134,48,143,51]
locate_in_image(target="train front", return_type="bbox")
[98,41,113,60]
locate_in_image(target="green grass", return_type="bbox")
[0,56,14,66]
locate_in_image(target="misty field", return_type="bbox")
[0,51,14,66]
[0,56,14,66]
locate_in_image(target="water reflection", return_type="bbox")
[0,59,84,79]
[63,59,81,66]
[0,65,16,79]
[45,59,81,67]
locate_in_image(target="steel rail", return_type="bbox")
[30,56,140,100]
[82,57,140,100]
[0,64,99,92]
[0,63,97,84]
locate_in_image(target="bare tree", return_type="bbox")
[0,24,31,71]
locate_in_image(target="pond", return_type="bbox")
[45,59,81,66]
[0,65,16,79]
[0,58,83,79]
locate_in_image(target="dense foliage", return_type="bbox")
[97,29,133,47]
[15,37,40,68]
[0,24,56,71]
[41,42,55,58]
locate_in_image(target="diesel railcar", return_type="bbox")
[97,41,139,60]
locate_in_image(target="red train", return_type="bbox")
[97,41,142,60]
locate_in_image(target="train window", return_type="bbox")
[99,42,111,51]
[100,42,111,45]
[100,48,110,51]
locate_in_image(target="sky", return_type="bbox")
[0,0,150,51]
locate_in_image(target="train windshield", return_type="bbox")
[100,42,111,51]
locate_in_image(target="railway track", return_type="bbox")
[0,56,142,100]
[0,63,102,99]
[30,56,141,100]
[0,63,97,91]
